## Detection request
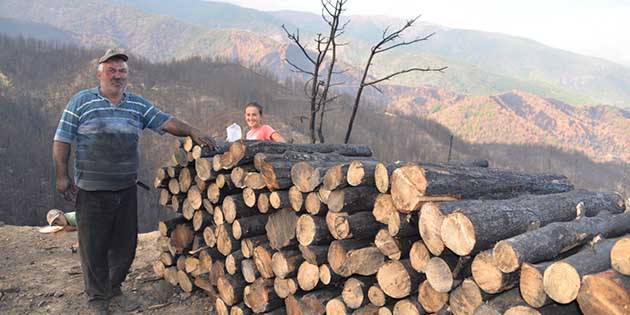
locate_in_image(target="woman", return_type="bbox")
[244,101,285,142]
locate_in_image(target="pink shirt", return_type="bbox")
[246,125,276,141]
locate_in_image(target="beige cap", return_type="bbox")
[98,48,129,64]
[46,209,64,226]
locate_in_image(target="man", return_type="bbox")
[52,48,215,314]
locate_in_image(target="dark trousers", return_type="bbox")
[76,185,138,300]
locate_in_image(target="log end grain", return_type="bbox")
[374,163,390,194]
[441,211,476,256]
[326,298,348,315]
[611,237,630,276]
[543,261,581,304]
[347,160,365,187]
[471,250,505,294]
[493,240,520,273]
[390,164,426,212]
[503,306,542,315]
[449,279,483,315]
[409,241,430,273]
[425,257,454,293]
[417,280,448,313]
[519,263,548,308]
[376,260,412,299]
[418,202,446,256]
[577,270,630,315]
[297,261,320,291]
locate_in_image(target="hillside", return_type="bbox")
[1,0,630,107]
[1,35,628,232]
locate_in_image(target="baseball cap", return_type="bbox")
[98,48,129,64]
[46,209,64,226]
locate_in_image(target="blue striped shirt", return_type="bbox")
[54,87,172,191]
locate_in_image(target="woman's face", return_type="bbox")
[245,106,262,129]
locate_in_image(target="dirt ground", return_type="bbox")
[0,224,215,315]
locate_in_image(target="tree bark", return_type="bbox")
[334,211,382,240]
[299,244,329,265]
[493,211,630,273]
[233,215,268,240]
[159,216,188,237]
[327,187,379,213]
[440,190,624,256]
[391,162,573,212]
[387,212,418,238]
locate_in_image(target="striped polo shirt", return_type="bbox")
[54,87,172,191]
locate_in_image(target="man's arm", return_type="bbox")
[52,141,76,201]
[162,117,216,148]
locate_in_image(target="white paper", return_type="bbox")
[226,123,242,142]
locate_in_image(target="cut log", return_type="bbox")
[195,175,208,192]
[258,193,271,214]
[171,194,185,213]
[376,259,424,299]
[299,244,329,265]
[503,306,542,315]
[266,208,299,250]
[177,270,194,293]
[409,241,431,273]
[164,266,179,286]
[179,167,196,193]
[203,225,217,248]
[270,190,291,209]
[417,281,448,313]
[373,194,396,224]
[170,222,194,253]
[334,211,382,240]
[241,259,260,283]
[159,188,172,206]
[202,199,214,214]
[231,166,257,189]
[285,289,341,315]
[319,263,341,286]
[319,188,332,204]
[218,274,247,306]
[210,260,226,287]
[253,243,276,279]
[519,261,554,308]
[375,163,399,194]
[289,186,304,212]
[213,206,225,225]
[326,211,349,240]
[274,277,299,298]
[472,288,526,315]
[192,142,230,160]
[327,187,379,213]
[181,198,195,220]
[493,211,630,273]
[347,160,378,187]
[611,237,630,275]
[577,269,630,315]
[353,304,380,315]
[207,181,239,204]
[374,229,416,260]
[216,224,239,256]
[233,215,268,240]
[297,215,334,246]
[471,250,518,294]
[199,248,220,272]
[244,278,283,313]
[229,140,372,167]
[259,160,294,191]
[241,235,267,258]
[223,195,259,224]
[368,284,393,307]
[193,210,213,232]
[329,239,385,277]
[448,279,489,315]
[230,302,253,315]
[168,178,181,195]
[291,161,342,193]
[392,298,426,315]
[425,255,468,293]
[272,249,304,279]
[297,261,321,291]
[245,172,267,190]
[543,236,619,304]
[387,212,418,238]
[342,277,375,309]
[159,216,188,237]
[185,256,200,274]
[194,157,214,181]
[173,149,188,167]
[305,192,328,216]
[186,185,203,210]
[216,298,229,315]
[326,297,348,315]
[440,190,625,256]
[390,162,573,212]
[226,250,244,275]
[323,163,350,191]
[243,187,259,208]
[167,165,182,178]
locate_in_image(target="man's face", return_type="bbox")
[97,59,128,94]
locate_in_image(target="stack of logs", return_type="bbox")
[152,138,630,315]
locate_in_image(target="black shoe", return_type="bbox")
[111,292,142,312]
[87,299,110,315]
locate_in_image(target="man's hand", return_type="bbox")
[191,128,216,149]
[56,175,77,202]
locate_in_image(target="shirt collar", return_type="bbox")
[90,86,128,102]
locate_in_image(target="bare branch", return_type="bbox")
[376,32,435,54]
[284,58,315,75]
[282,25,317,65]
[363,66,448,86]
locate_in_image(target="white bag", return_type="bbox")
[226,123,242,142]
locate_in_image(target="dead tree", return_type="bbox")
[343,15,447,143]
[283,0,348,143]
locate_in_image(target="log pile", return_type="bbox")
[152,138,629,315]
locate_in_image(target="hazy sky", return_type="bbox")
[219,0,630,65]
